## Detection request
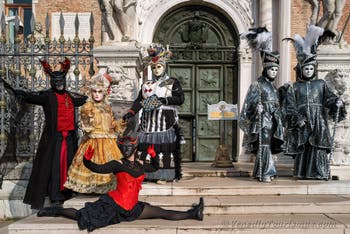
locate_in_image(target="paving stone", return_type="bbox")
[7,214,347,234]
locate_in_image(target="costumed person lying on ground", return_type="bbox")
[13,57,87,209]
[37,120,204,233]
[123,44,185,183]
[282,25,346,180]
[64,71,126,193]
[239,27,284,183]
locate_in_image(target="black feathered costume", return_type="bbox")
[239,28,284,182]
[282,26,347,179]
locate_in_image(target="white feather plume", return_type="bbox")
[241,29,272,52]
[293,25,324,56]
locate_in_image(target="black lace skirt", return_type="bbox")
[77,194,146,232]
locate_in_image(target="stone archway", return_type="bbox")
[137,0,255,162]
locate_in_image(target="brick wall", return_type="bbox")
[291,0,350,80]
[33,0,350,80]
[34,0,102,46]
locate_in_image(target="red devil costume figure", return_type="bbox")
[14,58,87,209]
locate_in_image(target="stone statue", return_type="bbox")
[305,0,346,34]
[111,0,137,41]
[99,0,137,42]
[305,0,320,25]
[324,69,348,97]
[27,22,45,43]
[324,69,350,165]
[99,0,118,42]
[318,0,346,34]
[105,65,135,100]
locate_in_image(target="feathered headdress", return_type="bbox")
[143,43,172,66]
[240,27,279,68]
[89,71,112,95]
[291,25,324,67]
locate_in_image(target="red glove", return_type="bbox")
[147,144,156,158]
[84,145,94,160]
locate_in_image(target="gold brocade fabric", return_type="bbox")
[64,101,125,194]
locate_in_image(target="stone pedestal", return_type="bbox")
[93,43,143,117]
[318,43,350,165]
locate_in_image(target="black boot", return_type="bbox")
[188,197,204,220]
[37,207,61,217]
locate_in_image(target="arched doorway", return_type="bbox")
[154,5,239,162]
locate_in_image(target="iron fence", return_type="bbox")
[0,11,95,183]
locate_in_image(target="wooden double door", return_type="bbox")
[154,5,239,161]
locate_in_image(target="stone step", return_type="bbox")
[181,162,294,178]
[2,164,350,219]
[65,194,350,214]
[7,213,350,234]
[137,177,350,196]
[182,162,350,180]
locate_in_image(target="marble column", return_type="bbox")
[278,0,292,86]
[238,41,254,162]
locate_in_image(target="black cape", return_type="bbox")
[22,89,86,209]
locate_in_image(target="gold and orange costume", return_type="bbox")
[64,73,125,194]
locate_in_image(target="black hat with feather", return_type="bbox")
[291,25,324,68]
[240,26,279,68]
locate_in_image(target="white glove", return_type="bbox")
[257,104,264,114]
[336,99,344,108]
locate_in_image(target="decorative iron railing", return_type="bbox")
[0,11,95,184]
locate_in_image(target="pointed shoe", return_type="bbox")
[37,207,60,217]
[189,197,204,221]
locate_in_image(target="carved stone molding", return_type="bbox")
[94,44,142,103]
[137,0,254,27]
[228,0,254,25]
[239,41,252,63]
[138,0,253,43]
